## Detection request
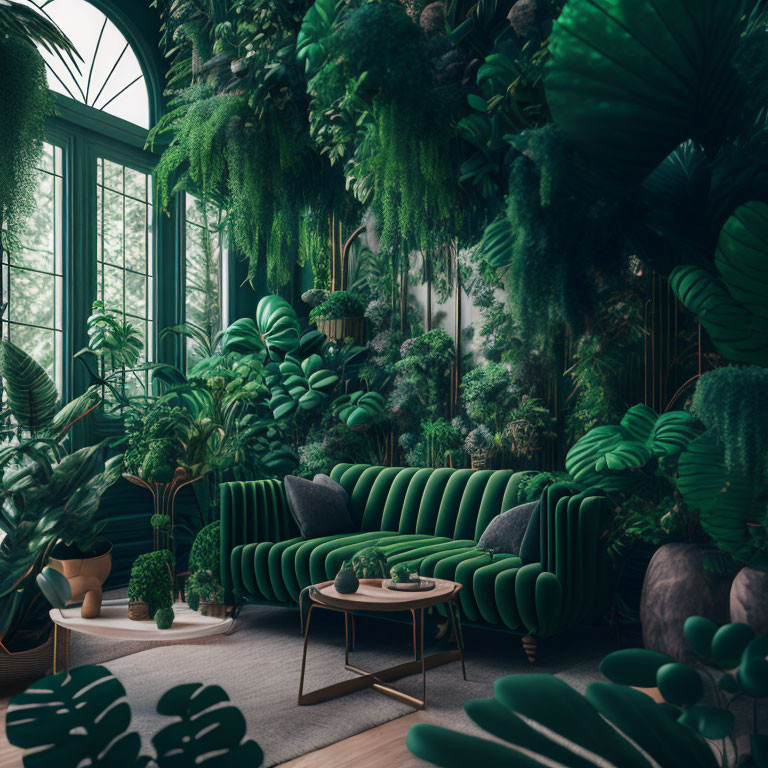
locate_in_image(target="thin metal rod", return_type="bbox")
[410,608,417,661]
[447,598,466,680]
[297,605,315,705]
[420,607,426,706]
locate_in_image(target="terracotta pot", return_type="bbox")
[640,542,733,661]
[0,634,53,688]
[730,566,768,635]
[315,317,366,345]
[199,602,226,619]
[48,538,112,619]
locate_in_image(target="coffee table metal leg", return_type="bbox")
[447,598,466,681]
[419,607,426,705]
[298,605,315,705]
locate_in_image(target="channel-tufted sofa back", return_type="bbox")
[328,465,532,541]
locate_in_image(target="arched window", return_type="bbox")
[6,1,229,423]
[22,0,150,128]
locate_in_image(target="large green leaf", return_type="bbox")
[677,432,759,562]
[545,0,745,184]
[153,682,263,767]
[565,404,702,491]
[0,339,58,433]
[671,201,768,365]
[407,673,719,768]
[6,665,143,767]
[255,296,300,357]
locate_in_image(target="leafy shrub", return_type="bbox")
[128,550,174,617]
[187,570,224,605]
[154,606,174,630]
[309,291,367,322]
[461,363,521,433]
[189,521,221,579]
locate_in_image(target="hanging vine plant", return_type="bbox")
[298,0,467,258]
[150,0,352,289]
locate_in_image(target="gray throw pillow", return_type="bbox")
[313,473,349,503]
[284,475,353,539]
[477,502,537,555]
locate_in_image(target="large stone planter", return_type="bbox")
[730,566,768,635]
[640,542,732,661]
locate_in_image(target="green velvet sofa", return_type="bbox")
[220,465,613,661]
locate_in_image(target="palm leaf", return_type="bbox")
[0,339,58,433]
[0,2,79,62]
[545,0,745,184]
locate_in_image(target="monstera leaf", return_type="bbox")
[0,339,58,433]
[477,215,515,269]
[153,682,263,767]
[297,0,345,73]
[670,201,768,366]
[255,296,300,358]
[6,665,144,767]
[677,432,760,565]
[545,0,744,184]
[221,317,265,356]
[565,404,702,491]
[333,390,386,431]
[406,674,719,768]
[6,666,264,768]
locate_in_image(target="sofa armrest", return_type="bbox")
[220,479,299,604]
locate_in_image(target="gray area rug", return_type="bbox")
[68,592,615,767]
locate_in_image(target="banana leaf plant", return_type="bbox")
[407,618,768,768]
[6,665,263,767]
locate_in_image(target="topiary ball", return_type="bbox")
[189,521,221,579]
[155,606,174,630]
[391,563,419,584]
[350,546,388,579]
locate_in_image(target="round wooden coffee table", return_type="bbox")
[50,598,235,672]
[298,578,466,710]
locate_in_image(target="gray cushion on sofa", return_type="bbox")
[477,501,537,555]
[313,473,349,502]
[284,475,353,538]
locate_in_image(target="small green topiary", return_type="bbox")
[128,550,174,617]
[154,606,174,630]
[349,546,388,579]
[189,521,220,578]
[187,522,221,611]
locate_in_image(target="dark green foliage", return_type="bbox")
[692,366,768,484]
[0,36,51,253]
[128,550,174,617]
[186,570,224,604]
[408,617,768,768]
[349,546,387,578]
[517,471,570,503]
[6,665,263,767]
[189,521,221,579]
[389,329,454,432]
[154,606,174,630]
[309,291,367,322]
[479,126,634,348]
[461,363,518,433]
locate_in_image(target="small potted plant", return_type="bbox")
[189,570,226,618]
[309,291,368,345]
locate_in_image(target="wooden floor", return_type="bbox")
[0,693,428,768]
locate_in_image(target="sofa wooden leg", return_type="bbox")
[522,633,537,664]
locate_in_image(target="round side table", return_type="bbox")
[298,578,466,710]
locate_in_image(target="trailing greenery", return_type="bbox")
[309,291,367,322]
[0,36,52,255]
[691,366,768,484]
[127,550,174,617]
[150,0,352,289]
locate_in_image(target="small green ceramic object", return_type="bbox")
[390,563,419,584]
